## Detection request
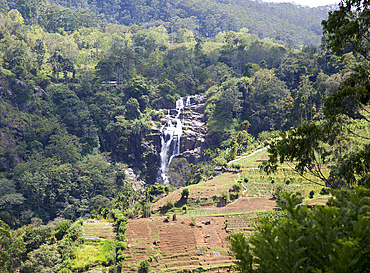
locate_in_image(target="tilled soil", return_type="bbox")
[123,216,234,272]
[199,197,278,212]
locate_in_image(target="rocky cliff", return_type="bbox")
[179,95,208,164]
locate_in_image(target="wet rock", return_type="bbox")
[177,96,208,164]
[34,88,49,99]
[15,79,25,86]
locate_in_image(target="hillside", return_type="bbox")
[1,0,370,271]
[8,0,335,47]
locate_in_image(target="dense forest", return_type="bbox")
[5,0,334,47]
[0,0,352,227]
[0,0,369,272]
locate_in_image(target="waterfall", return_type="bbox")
[158,96,196,184]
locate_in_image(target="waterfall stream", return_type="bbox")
[158,96,195,184]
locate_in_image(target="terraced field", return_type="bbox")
[225,210,284,236]
[80,147,330,272]
[83,221,115,241]
[122,216,234,272]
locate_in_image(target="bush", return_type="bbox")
[221,191,229,202]
[309,190,315,199]
[212,156,227,167]
[160,199,174,214]
[138,260,150,273]
[230,192,239,200]
[58,269,72,273]
[230,163,241,169]
[108,265,117,273]
[319,187,330,195]
[181,188,189,199]
[166,199,174,208]
[55,220,71,240]
[232,183,242,192]
[229,188,370,272]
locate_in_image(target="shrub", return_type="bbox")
[138,260,150,273]
[319,187,330,195]
[229,188,370,272]
[212,156,227,167]
[55,220,71,240]
[221,191,229,202]
[309,190,315,199]
[58,269,72,273]
[166,199,174,208]
[230,192,239,200]
[108,265,117,273]
[230,163,241,169]
[181,188,189,199]
[232,183,242,192]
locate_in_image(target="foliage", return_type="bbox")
[70,241,116,271]
[54,221,71,241]
[0,220,14,272]
[261,0,370,190]
[138,260,151,273]
[181,188,190,199]
[47,0,329,48]
[232,183,242,192]
[322,0,370,59]
[110,209,128,242]
[20,243,62,273]
[229,189,370,272]
[260,122,332,187]
[0,2,364,271]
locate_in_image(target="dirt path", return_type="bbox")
[228,147,268,164]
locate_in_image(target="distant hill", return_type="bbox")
[44,0,336,47]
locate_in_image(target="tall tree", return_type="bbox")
[0,220,14,272]
[261,0,370,189]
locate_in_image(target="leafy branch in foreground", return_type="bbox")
[259,122,336,188]
[229,189,370,272]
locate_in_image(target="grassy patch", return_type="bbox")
[70,240,116,272]
[152,173,239,213]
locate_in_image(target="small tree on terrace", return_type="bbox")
[181,188,189,199]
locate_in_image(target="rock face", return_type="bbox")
[179,95,208,164]
[138,95,208,184]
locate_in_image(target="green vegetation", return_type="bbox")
[1,0,369,271]
[34,0,331,48]
[138,260,151,273]
[70,240,116,271]
[229,190,370,272]
[229,0,370,271]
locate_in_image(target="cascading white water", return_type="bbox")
[158,96,195,184]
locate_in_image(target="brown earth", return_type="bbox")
[122,216,235,272]
[121,197,280,272]
[199,197,278,213]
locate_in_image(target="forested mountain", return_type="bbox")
[1,0,370,272]
[5,0,334,47]
[0,0,355,229]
